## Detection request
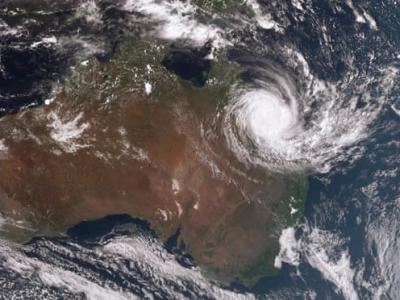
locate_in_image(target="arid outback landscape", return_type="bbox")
[0,40,306,284]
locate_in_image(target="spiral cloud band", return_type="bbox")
[222,59,396,174]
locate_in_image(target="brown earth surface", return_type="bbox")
[0,40,305,284]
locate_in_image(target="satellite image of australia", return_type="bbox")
[0,0,399,299]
